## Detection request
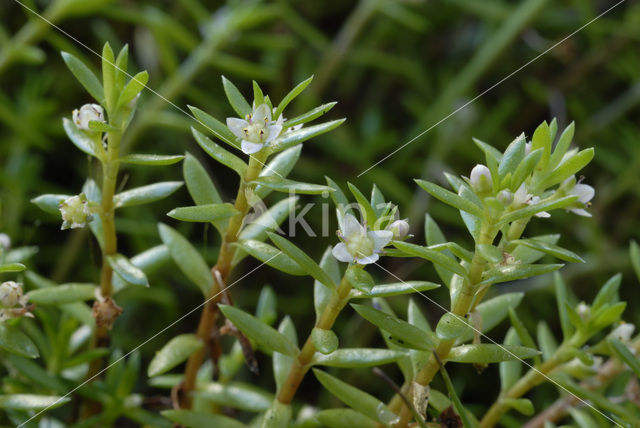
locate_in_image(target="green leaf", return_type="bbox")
[351,281,440,299]
[313,369,398,426]
[114,181,183,208]
[548,122,575,170]
[630,240,640,283]
[117,70,148,109]
[0,394,69,411]
[113,245,170,293]
[107,254,148,287]
[393,241,467,278]
[158,223,213,296]
[183,152,222,205]
[61,51,103,102]
[284,102,337,128]
[251,176,334,195]
[120,154,185,166]
[221,75,251,117]
[507,308,540,366]
[268,232,336,288]
[219,305,298,357]
[347,182,377,226]
[510,148,542,191]
[148,334,203,377]
[261,399,292,428]
[315,409,377,428]
[114,44,128,91]
[538,148,595,190]
[273,316,297,394]
[436,312,472,341]
[345,268,374,293]
[86,120,117,133]
[501,398,534,416]
[499,195,579,224]
[531,121,551,168]
[31,193,71,215]
[438,364,474,428]
[537,322,558,360]
[512,234,560,264]
[455,292,524,343]
[311,328,339,354]
[448,344,539,363]
[62,117,102,158]
[255,146,302,199]
[500,328,521,392]
[592,273,621,312]
[0,262,25,273]
[312,348,406,368]
[256,286,277,325]
[252,80,264,106]
[0,324,39,358]
[415,179,483,217]
[315,246,340,321]
[269,119,345,153]
[101,42,116,109]
[26,283,97,304]
[167,203,239,223]
[512,239,585,263]
[161,410,245,428]
[192,127,248,176]
[188,105,239,149]
[234,240,305,276]
[477,244,503,263]
[473,138,503,164]
[352,303,435,350]
[498,134,526,179]
[591,302,626,330]
[608,337,640,377]
[274,75,313,119]
[478,263,563,287]
[425,214,454,287]
[197,381,273,412]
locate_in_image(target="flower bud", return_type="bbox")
[0,281,23,308]
[0,233,10,251]
[72,104,105,131]
[59,194,92,230]
[497,190,513,206]
[387,219,410,240]
[469,164,492,193]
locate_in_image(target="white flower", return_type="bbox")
[72,104,105,131]
[514,184,549,218]
[332,214,393,265]
[497,190,513,206]
[59,194,92,230]
[469,164,492,193]
[0,233,10,251]
[386,219,410,240]
[0,281,31,321]
[568,182,595,217]
[610,322,635,342]
[226,104,283,154]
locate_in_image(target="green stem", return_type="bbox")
[479,334,584,427]
[180,154,266,408]
[276,266,356,404]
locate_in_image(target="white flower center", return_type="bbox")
[346,233,375,258]
[243,121,270,143]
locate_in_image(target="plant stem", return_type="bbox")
[479,337,581,428]
[277,266,356,404]
[180,154,266,408]
[391,220,498,426]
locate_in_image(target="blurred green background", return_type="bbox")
[1,0,639,423]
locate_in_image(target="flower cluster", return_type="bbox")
[59,193,92,230]
[72,103,105,131]
[0,281,32,321]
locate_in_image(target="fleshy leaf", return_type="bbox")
[148,334,203,377]
[27,283,97,304]
[114,182,183,208]
[167,203,239,223]
[448,344,539,363]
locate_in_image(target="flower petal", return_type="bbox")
[368,230,393,251]
[570,208,592,217]
[227,118,248,139]
[332,243,353,263]
[534,211,551,218]
[572,184,594,204]
[241,140,264,154]
[253,104,271,123]
[265,124,282,143]
[356,253,379,265]
[342,213,364,237]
